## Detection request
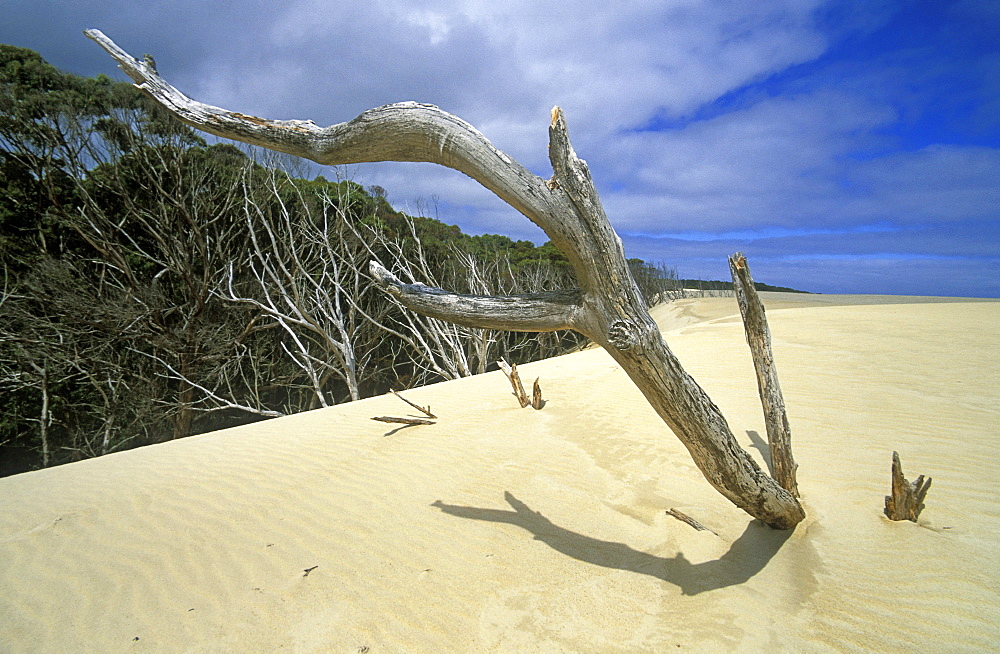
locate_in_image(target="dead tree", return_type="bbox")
[728,252,799,497]
[86,30,805,528]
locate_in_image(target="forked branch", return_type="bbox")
[87,30,804,528]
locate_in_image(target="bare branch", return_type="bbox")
[84,29,559,242]
[729,252,799,497]
[497,359,530,408]
[370,261,581,332]
[371,416,435,426]
[86,31,805,528]
[134,349,284,418]
[391,389,437,419]
[665,509,719,536]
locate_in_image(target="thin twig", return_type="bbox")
[665,508,719,536]
[371,416,435,425]
[391,389,437,419]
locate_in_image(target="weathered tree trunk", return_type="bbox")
[86,30,804,528]
[728,253,799,497]
[884,451,931,521]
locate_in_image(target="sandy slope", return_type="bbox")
[2,294,998,652]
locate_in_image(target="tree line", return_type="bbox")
[0,45,681,475]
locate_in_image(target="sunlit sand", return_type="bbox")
[2,294,998,652]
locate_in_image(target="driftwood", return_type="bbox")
[86,30,804,528]
[371,391,437,426]
[497,359,531,408]
[728,253,799,497]
[496,359,544,409]
[884,451,931,521]
[665,508,719,536]
[371,416,435,426]
[391,389,436,419]
[531,378,543,410]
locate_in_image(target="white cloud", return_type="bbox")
[599,88,897,232]
[7,0,998,294]
[849,146,1000,224]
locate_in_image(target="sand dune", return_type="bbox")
[2,294,998,652]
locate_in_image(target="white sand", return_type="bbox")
[2,294,998,652]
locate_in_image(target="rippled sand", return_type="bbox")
[2,294,998,652]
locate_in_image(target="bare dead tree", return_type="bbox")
[87,30,804,528]
[0,260,160,463]
[220,163,380,406]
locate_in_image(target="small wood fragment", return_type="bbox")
[511,365,530,407]
[391,389,437,419]
[303,565,318,577]
[665,508,719,535]
[884,451,932,521]
[531,378,544,410]
[371,416,435,425]
[497,359,530,407]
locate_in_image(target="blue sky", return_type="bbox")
[4,0,998,296]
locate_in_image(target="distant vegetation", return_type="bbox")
[676,278,810,294]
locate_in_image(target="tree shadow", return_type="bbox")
[432,492,793,596]
[746,430,773,475]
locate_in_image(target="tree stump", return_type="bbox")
[884,451,931,521]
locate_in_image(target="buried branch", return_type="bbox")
[371,416,435,426]
[497,359,530,408]
[392,389,436,419]
[87,30,804,528]
[372,391,438,426]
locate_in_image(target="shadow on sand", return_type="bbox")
[746,430,773,475]
[433,492,793,596]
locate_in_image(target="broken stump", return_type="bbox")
[884,451,932,521]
